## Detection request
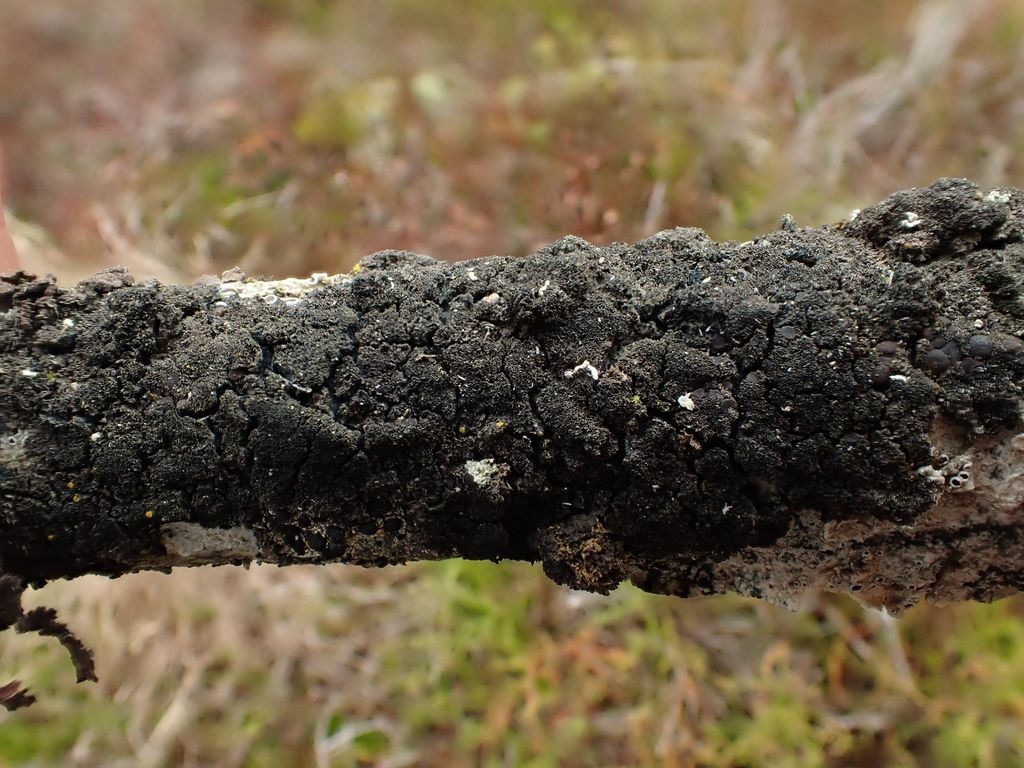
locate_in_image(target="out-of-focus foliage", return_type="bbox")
[4,564,1024,767]
[2,1,1024,766]
[3,0,1023,280]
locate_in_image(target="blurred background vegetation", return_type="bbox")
[1,0,1024,765]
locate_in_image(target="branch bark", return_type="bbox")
[1,179,1022,628]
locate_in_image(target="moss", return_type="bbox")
[293,79,400,151]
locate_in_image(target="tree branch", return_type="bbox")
[1,178,1022,624]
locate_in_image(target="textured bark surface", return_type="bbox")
[1,179,1023,622]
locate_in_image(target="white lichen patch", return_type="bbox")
[564,360,600,381]
[20,369,39,378]
[900,211,922,229]
[1,430,30,465]
[479,292,501,305]
[465,458,509,493]
[62,318,75,329]
[849,208,861,222]
[889,374,909,383]
[465,458,497,486]
[218,272,344,306]
[466,268,479,281]
[917,450,971,491]
[160,522,260,564]
[985,190,1011,204]
[944,455,974,493]
[916,465,945,485]
[677,392,695,411]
